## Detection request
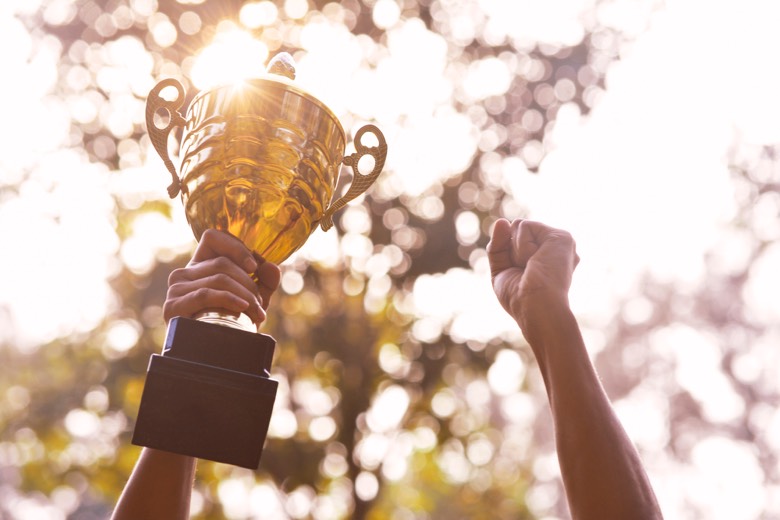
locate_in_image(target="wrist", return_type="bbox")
[520,295,583,355]
[518,298,592,390]
[514,292,573,345]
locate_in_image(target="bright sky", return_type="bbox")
[1,0,779,518]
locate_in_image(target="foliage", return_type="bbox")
[1,1,779,519]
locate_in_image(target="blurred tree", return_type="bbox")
[2,1,778,520]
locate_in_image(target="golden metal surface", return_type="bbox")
[145,67,387,265]
[146,78,186,198]
[265,52,296,80]
[320,124,387,231]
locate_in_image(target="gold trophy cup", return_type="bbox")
[132,54,388,468]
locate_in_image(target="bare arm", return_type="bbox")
[487,218,662,520]
[111,449,196,520]
[112,230,281,520]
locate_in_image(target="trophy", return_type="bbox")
[132,53,388,468]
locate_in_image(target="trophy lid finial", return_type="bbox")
[266,52,296,80]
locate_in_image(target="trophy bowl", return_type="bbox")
[146,54,388,265]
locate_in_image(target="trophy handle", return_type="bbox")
[146,78,187,198]
[320,124,388,231]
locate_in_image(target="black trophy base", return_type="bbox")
[132,317,278,469]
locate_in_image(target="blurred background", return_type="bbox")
[1,0,779,518]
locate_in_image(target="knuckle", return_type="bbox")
[192,287,213,304]
[556,230,575,246]
[201,228,219,242]
[211,273,233,290]
[211,256,233,270]
[162,299,178,320]
[168,267,187,285]
[211,272,233,286]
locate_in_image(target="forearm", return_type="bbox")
[523,303,663,520]
[112,448,196,520]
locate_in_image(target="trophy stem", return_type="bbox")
[194,311,257,333]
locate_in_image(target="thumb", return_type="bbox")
[487,218,513,277]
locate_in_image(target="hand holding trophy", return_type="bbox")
[132,53,388,468]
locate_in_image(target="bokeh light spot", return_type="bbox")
[373,0,401,29]
[284,0,309,20]
[190,30,269,89]
[149,13,177,47]
[240,1,279,28]
[178,11,202,35]
[355,471,379,501]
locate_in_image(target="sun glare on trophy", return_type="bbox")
[190,28,269,90]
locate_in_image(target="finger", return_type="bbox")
[254,261,281,310]
[168,272,258,302]
[532,226,577,263]
[165,291,265,325]
[163,287,253,323]
[191,229,258,274]
[512,220,541,267]
[517,220,572,248]
[487,218,514,277]
[175,256,261,298]
[524,224,579,280]
[168,273,263,324]
[488,218,512,250]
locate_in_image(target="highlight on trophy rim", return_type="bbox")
[145,52,388,267]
